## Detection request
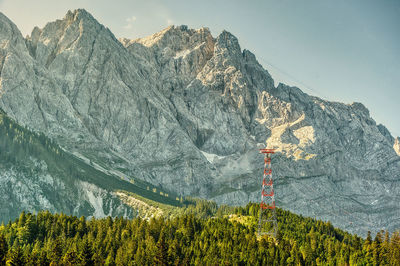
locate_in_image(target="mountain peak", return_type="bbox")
[1,9,399,237]
[26,7,118,64]
[350,102,370,118]
[64,8,96,22]
[215,30,241,53]
[26,8,106,43]
[0,12,16,27]
[129,25,174,47]
[0,12,25,47]
[38,8,106,36]
[127,25,213,49]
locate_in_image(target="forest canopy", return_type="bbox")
[0,201,399,265]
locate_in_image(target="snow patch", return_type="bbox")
[219,152,253,177]
[201,151,226,163]
[80,181,106,218]
[174,49,191,59]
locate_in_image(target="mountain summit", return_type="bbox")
[0,9,399,236]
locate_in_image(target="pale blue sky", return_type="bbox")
[1,0,399,137]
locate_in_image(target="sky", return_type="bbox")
[0,0,399,137]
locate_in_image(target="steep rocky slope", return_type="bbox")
[0,9,399,236]
[0,108,183,222]
[394,137,400,155]
[0,109,134,221]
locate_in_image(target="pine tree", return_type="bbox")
[380,231,390,265]
[49,237,63,263]
[104,250,115,266]
[0,233,8,265]
[24,215,36,243]
[372,232,381,266]
[167,239,180,265]
[6,247,25,266]
[17,212,26,228]
[154,230,168,265]
[92,251,104,265]
[80,239,94,266]
[63,249,79,266]
[366,231,372,245]
[134,243,146,265]
[389,231,400,266]
[300,242,313,265]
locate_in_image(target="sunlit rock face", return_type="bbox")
[394,137,400,156]
[1,9,399,236]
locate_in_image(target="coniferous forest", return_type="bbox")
[1,108,400,264]
[1,201,400,265]
[1,3,400,265]
[2,107,400,265]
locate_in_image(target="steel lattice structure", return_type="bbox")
[258,148,278,238]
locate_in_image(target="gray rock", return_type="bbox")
[0,9,399,236]
[394,137,400,156]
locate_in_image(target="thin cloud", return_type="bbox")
[124,15,137,30]
[126,16,137,23]
[166,18,173,25]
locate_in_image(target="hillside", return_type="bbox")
[0,204,399,265]
[0,109,181,222]
[0,9,399,236]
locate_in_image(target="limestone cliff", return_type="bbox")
[0,9,399,236]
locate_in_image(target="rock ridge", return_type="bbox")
[0,9,399,236]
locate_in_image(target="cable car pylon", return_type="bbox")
[258,148,278,238]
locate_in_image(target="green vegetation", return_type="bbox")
[0,109,181,217]
[1,109,400,265]
[1,202,399,265]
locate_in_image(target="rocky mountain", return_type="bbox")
[0,108,184,221]
[394,137,400,156]
[0,9,399,236]
[0,109,132,221]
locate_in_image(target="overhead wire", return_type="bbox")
[254,50,400,244]
[256,55,328,100]
[256,54,400,144]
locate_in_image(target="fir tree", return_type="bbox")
[79,239,94,266]
[154,230,168,265]
[0,233,8,265]
[63,249,80,266]
[6,247,25,266]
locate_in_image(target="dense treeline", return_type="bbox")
[1,111,400,264]
[1,202,399,265]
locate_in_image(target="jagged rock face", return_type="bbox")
[0,9,399,236]
[24,11,216,197]
[0,163,134,221]
[394,137,400,156]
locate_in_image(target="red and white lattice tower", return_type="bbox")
[258,148,278,237]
